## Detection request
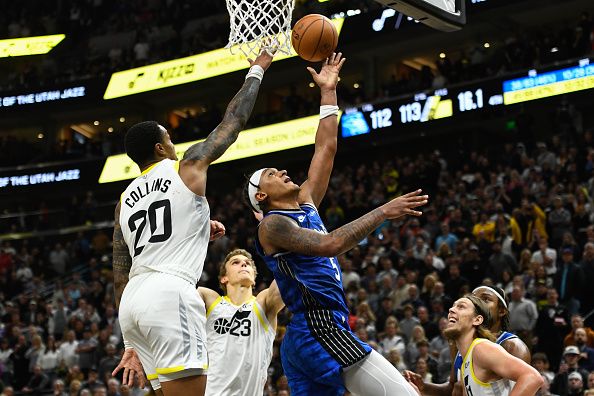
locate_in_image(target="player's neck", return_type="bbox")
[225,284,254,305]
[269,198,301,211]
[492,325,503,338]
[456,331,477,359]
[139,158,162,172]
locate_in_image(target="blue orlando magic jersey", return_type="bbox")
[255,203,349,317]
[454,331,518,376]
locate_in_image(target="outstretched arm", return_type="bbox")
[179,50,275,196]
[259,190,428,256]
[257,280,285,331]
[113,202,132,311]
[299,53,346,207]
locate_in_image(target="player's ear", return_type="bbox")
[473,314,484,327]
[154,142,165,156]
[255,191,267,203]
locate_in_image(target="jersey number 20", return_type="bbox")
[128,199,172,257]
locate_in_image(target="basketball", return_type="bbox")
[291,14,338,62]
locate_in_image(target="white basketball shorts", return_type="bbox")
[119,271,207,389]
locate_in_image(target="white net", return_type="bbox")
[226,0,295,58]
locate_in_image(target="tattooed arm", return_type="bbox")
[113,202,132,310]
[258,190,428,256]
[178,50,275,196]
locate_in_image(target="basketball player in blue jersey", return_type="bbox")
[405,285,531,396]
[245,52,427,396]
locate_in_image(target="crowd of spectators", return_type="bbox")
[1,100,594,395]
[1,2,594,394]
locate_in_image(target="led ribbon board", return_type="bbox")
[0,34,65,58]
[503,63,594,105]
[99,114,335,183]
[103,19,344,99]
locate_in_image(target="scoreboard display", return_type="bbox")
[341,58,592,138]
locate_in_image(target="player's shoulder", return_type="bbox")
[501,336,531,363]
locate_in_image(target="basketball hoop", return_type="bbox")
[225,0,295,58]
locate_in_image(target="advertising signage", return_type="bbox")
[103,18,345,99]
[0,159,104,194]
[341,58,594,138]
[99,114,326,183]
[0,79,107,113]
[0,34,65,58]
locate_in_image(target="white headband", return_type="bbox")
[248,169,266,214]
[472,286,507,309]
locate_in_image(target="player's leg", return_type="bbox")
[138,273,209,396]
[342,350,418,396]
[159,373,206,396]
[119,274,163,394]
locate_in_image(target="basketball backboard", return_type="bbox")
[373,0,466,32]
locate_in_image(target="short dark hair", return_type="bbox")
[125,121,164,166]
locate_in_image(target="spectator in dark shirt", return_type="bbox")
[554,248,584,315]
[21,364,49,395]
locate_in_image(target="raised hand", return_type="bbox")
[380,189,428,219]
[248,39,278,71]
[112,349,146,388]
[307,52,346,91]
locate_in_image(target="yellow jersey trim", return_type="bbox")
[223,295,256,307]
[147,373,158,380]
[155,365,185,375]
[464,338,490,387]
[253,300,269,332]
[140,161,160,176]
[174,160,180,172]
[206,296,222,317]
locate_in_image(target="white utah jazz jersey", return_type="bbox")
[462,338,512,396]
[205,296,275,396]
[119,159,210,285]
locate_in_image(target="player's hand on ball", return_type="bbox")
[209,220,226,241]
[380,189,428,219]
[307,52,346,91]
[112,348,146,388]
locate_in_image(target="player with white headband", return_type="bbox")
[405,284,531,396]
[244,52,427,395]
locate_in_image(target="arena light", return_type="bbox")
[0,34,65,58]
[99,113,341,183]
[103,18,345,100]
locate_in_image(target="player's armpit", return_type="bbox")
[113,202,132,310]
